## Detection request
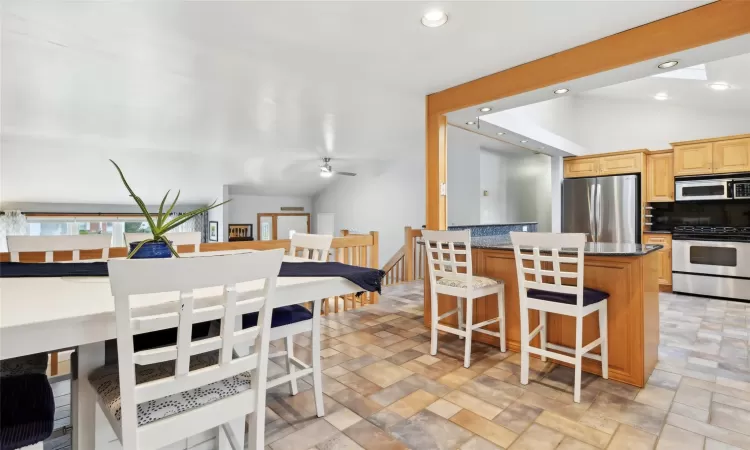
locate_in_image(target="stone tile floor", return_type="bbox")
[45,282,750,449]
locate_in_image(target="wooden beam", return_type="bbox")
[425,1,750,229]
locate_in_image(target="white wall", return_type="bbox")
[312,156,425,268]
[447,129,481,226]
[226,190,312,240]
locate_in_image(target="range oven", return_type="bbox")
[676,176,750,201]
[672,226,750,301]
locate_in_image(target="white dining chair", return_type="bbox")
[7,234,112,262]
[89,249,284,450]
[6,234,113,377]
[423,230,506,368]
[240,232,332,418]
[510,232,609,403]
[124,231,202,252]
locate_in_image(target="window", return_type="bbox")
[26,215,155,247]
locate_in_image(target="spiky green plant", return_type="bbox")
[110,160,230,258]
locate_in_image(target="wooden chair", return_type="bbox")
[510,232,609,403]
[124,231,202,252]
[289,232,333,261]
[6,234,113,376]
[423,230,506,368]
[7,234,112,262]
[90,249,284,450]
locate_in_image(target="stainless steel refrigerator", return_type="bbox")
[562,174,640,243]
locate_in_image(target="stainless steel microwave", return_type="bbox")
[676,176,750,201]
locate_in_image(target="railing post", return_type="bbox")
[341,229,349,237]
[404,226,414,282]
[369,231,379,304]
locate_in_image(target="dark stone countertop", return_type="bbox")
[418,235,662,256]
[470,235,662,256]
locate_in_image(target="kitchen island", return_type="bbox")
[423,236,663,387]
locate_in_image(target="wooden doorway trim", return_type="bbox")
[425,1,750,230]
[257,212,311,240]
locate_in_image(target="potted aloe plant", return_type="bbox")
[111,160,229,258]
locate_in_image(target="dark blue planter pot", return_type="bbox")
[129,240,172,259]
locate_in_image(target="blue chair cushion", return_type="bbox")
[527,287,609,307]
[242,305,313,329]
[0,373,54,450]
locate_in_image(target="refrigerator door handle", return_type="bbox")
[595,182,602,242]
[589,182,597,242]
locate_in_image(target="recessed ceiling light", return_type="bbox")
[654,92,669,101]
[497,132,505,136]
[709,82,730,91]
[479,106,492,113]
[466,121,475,125]
[658,60,679,69]
[421,10,448,27]
[521,140,528,143]
[553,88,569,95]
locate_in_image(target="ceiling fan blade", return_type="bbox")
[335,171,357,177]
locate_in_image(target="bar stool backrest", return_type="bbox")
[422,229,473,284]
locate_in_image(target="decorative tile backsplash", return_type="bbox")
[448,222,537,237]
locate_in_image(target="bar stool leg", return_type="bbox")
[463,297,474,368]
[430,291,439,356]
[540,311,548,362]
[519,306,530,385]
[457,297,464,340]
[574,315,583,403]
[284,336,299,396]
[599,301,609,379]
[496,289,506,353]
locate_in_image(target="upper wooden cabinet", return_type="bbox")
[599,153,643,176]
[672,135,750,176]
[673,143,713,176]
[563,151,644,178]
[563,158,599,178]
[713,138,750,174]
[646,152,674,202]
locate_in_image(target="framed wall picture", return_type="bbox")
[228,223,254,241]
[208,221,219,242]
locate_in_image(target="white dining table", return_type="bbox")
[0,251,365,450]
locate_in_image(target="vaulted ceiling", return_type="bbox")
[1,1,707,204]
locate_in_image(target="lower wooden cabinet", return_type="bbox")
[644,233,671,286]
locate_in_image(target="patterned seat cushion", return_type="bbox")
[0,353,48,377]
[88,352,252,427]
[436,276,499,289]
[242,304,313,329]
[526,287,609,306]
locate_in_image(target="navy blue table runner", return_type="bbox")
[0,261,385,294]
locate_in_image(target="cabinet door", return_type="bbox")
[644,234,672,285]
[599,153,643,176]
[674,143,713,176]
[564,158,599,178]
[646,153,674,202]
[713,138,750,174]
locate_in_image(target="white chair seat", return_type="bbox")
[88,352,252,427]
[437,275,499,289]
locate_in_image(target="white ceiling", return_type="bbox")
[579,52,750,112]
[1,1,707,204]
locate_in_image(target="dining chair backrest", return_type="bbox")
[510,232,586,307]
[422,229,473,284]
[7,234,113,262]
[124,231,202,252]
[289,233,333,261]
[107,249,284,438]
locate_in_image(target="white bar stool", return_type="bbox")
[423,230,506,368]
[510,232,609,403]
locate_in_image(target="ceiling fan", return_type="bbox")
[320,157,357,178]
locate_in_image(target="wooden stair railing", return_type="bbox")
[382,226,424,286]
